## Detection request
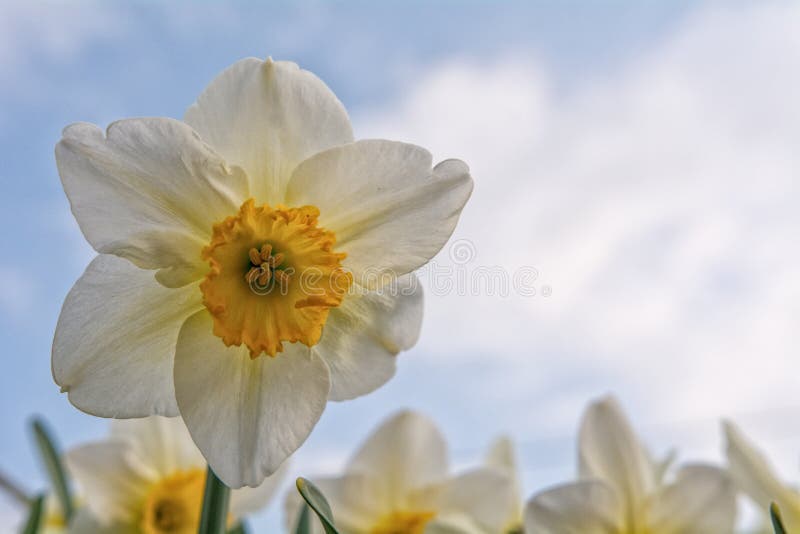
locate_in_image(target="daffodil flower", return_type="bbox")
[41,495,69,534]
[285,411,516,534]
[53,57,473,488]
[484,437,523,533]
[524,396,736,534]
[724,421,800,532]
[65,416,285,533]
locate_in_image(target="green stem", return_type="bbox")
[198,467,231,534]
[31,418,73,521]
[21,494,45,534]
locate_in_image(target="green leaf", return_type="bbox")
[198,467,231,534]
[296,478,339,534]
[771,502,788,534]
[293,504,311,534]
[21,494,45,534]
[30,418,73,521]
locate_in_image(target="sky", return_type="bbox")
[1,0,799,531]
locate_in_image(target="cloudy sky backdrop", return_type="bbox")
[1,1,798,530]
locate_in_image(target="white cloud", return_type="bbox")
[354,1,800,456]
[0,2,122,79]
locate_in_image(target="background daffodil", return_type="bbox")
[285,410,516,534]
[41,495,69,534]
[483,437,523,533]
[524,396,737,534]
[65,416,285,533]
[724,421,800,533]
[52,56,473,488]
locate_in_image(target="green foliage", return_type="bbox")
[296,477,340,534]
[30,418,73,522]
[771,502,787,534]
[20,494,45,534]
[198,467,231,534]
[294,504,312,534]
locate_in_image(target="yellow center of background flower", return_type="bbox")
[201,199,352,357]
[370,510,437,534]
[44,512,66,528]
[141,469,206,534]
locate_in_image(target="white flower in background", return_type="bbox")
[483,437,523,533]
[53,56,473,488]
[724,421,800,532]
[42,495,68,534]
[285,411,516,534]
[525,396,736,534]
[65,416,285,533]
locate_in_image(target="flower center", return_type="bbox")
[370,510,437,534]
[201,199,352,357]
[141,469,206,534]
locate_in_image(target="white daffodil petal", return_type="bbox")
[485,436,517,475]
[723,421,800,528]
[55,118,249,287]
[524,480,623,534]
[285,141,473,287]
[66,442,157,525]
[315,274,423,401]
[229,459,289,519]
[68,509,139,534]
[723,420,791,505]
[109,416,205,477]
[53,255,203,418]
[174,311,331,488]
[425,515,486,534]
[438,468,516,532]
[578,396,655,524]
[648,465,736,534]
[346,411,449,499]
[185,57,353,204]
[484,436,524,528]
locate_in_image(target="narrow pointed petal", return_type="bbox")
[484,436,524,528]
[724,421,800,528]
[578,396,655,528]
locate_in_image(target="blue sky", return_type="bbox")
[2,1,799,531]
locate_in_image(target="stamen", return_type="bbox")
[268,252,285,268]
[248,248,263,265]
[296,296,343,308]
[245,267,260,283]
[257,269,271,287]
[201,200,350,357]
